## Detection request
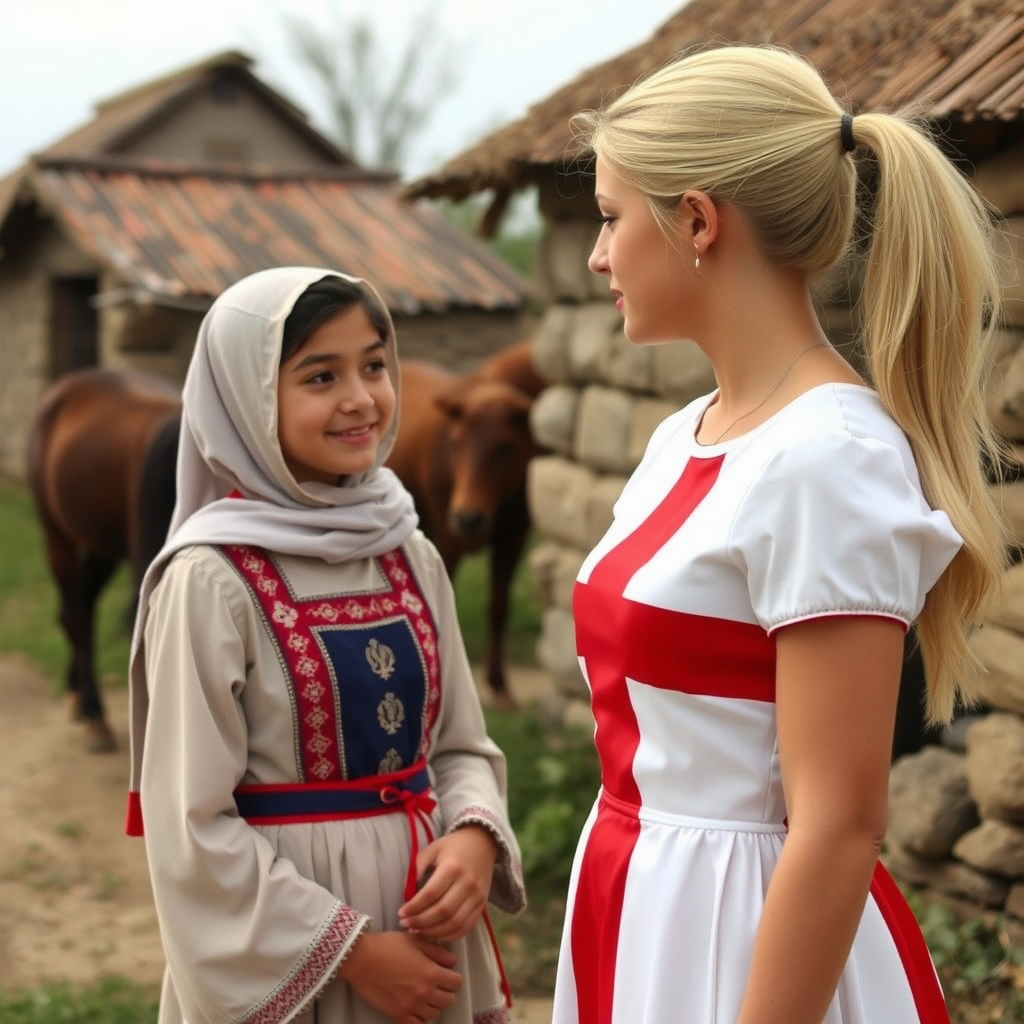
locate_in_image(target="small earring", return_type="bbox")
[694,253,701,273]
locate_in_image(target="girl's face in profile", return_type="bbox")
[276,303,396,484]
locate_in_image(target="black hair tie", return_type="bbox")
[840,113,856,153]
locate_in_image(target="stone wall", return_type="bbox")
[0,224,99,480]
[394,309,532,372]
[883,170,1024,917]
[523,163,1024,908]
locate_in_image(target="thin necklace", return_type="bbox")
[708,341,827,445]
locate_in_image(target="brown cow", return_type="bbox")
[387,341,547,707]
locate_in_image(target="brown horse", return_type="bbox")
[26,368,181,751]
[387,341,547,707]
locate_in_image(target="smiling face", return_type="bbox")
[276,303,396,485]
[589,157,695,344]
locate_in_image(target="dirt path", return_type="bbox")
[0,654,554,1022]
[0,654,163,990]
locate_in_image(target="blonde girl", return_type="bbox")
[554,44,1005,1024]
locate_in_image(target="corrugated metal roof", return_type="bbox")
[407,0,1024,200]
[27,157,530,314]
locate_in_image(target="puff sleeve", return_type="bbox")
[728,431,963,634]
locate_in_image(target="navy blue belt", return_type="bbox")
[234,760,432,823]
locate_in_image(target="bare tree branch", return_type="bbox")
[283,3,459,173]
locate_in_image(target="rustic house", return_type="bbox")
[0,50,532,479]
[406,0,1024,918]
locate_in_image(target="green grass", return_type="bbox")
[451,543,541,667]
[0,978,159,1023]
[0,480,134,690]
[483,706,601,995]
[903,887,1024,1023]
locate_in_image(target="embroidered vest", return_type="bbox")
[221,545,441,783]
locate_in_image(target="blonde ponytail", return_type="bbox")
[852,113,1007,723]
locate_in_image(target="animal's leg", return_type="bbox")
[39,527,87,713]
[71,551,118,752]
[133,412,180,590]
[485,496,531,710]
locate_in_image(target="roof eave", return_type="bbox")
[405,1,1024,200]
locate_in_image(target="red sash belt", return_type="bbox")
[236,757,514,1007]
[235,759,436,901]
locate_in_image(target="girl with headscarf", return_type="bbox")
[126,267,525,1024]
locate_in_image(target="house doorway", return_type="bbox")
[50,276,98,377]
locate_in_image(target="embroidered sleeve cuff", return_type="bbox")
[449,805,526,915]
[238,902,370,1024]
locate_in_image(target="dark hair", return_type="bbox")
[280,276,391,363]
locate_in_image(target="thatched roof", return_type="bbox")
[407,0,1024,201]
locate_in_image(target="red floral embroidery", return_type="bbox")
[453,805,526,894]
[474,1007,512,1024]
[236,903,367,1024]
[223,546,441,781]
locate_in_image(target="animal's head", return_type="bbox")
[435,380,540,540]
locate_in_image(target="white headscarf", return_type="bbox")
[127,266,418,806]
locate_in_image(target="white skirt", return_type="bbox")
[552,791,945,1024]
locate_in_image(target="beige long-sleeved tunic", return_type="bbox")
[139,531,525,1024]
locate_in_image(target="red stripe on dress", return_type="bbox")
[571,455,725,1024]
[574,455,731,804]
[573,581,644,806]
[570,799,643,1024]
[587,455,725,595]
[869,862,950,1023]
[125,790,143,837]
[575,588,775,704]
[574,586,775,808]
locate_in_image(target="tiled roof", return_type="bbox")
[26,156,530,313]
[407,0,1024,200]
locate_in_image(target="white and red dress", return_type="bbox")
[552,383,962,1024]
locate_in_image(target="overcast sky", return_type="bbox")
[1,0,682,181]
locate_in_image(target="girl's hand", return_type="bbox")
[398,825,498,941]
[338,930,461,1024]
